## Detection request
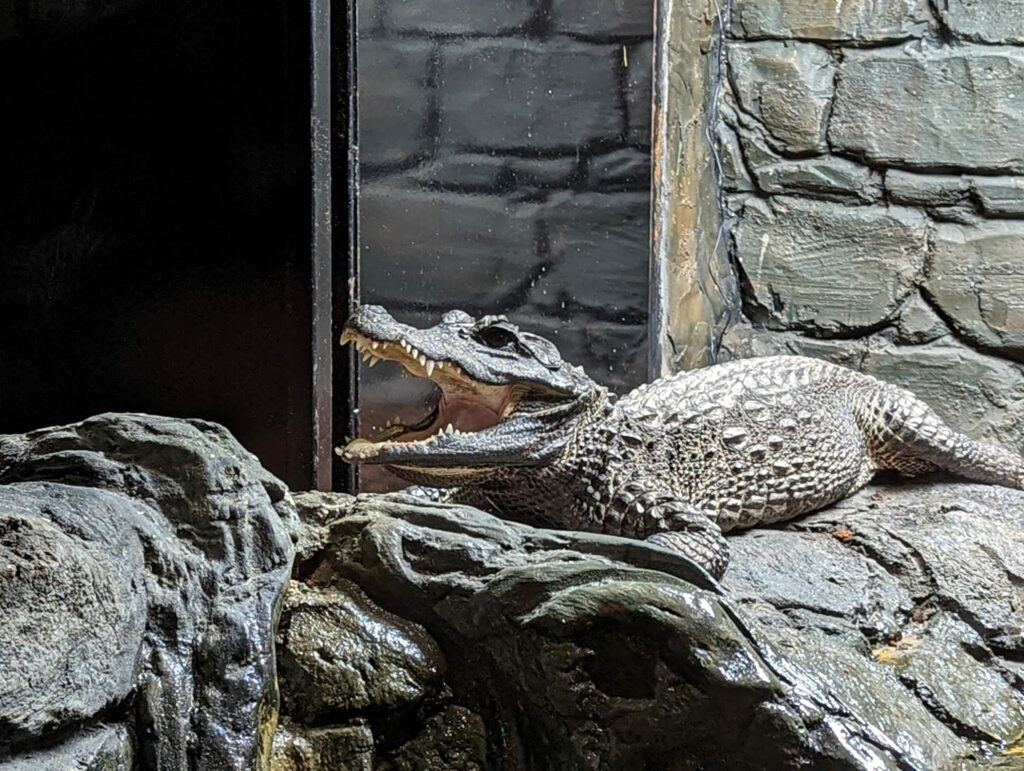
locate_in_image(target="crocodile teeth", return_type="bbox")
[418,354,427,367]
[445,423,455,434]
[371,341,380,350]
[425,360,435,377]
[368,358,379,367]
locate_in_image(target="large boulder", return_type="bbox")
[277,482,1024,770]
[0,414,297,770]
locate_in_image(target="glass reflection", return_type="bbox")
[356,0,653,490]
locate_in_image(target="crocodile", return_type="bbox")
[338,305,1024,578]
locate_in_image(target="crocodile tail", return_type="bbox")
[863,383,1024,491]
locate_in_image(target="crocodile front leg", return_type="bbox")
[606,484,729,578]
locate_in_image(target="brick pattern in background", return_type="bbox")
[356,0,654,394]
[721,0,1024,449]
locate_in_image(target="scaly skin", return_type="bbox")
[340,307,1024,578]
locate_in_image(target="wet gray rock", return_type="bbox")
[277,580,446,723]
[0,413,297,770]
[879,614,1024,743]
[732,196,928,333]
[284,486,1024,770]
[271,721,375,771]
[726,529,912,639]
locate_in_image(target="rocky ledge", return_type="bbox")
[278,484,1024,770]
[1,415,1022,770]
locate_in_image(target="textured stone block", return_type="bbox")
[381,0,536,35]
[885,171,970,206]
[753,156,880,202]
[624,40,653,145]
[359,183,542,311]
[357,40,433,166]
[728,41,835,155]
[733,197,927,333]
[438,40,621,150]
[831,44,1024,173]
[942,0,1024,44]
[925,222,1024,360]
[972,176,1024,217]
[731,0,930,41]
[551,0,654,37]
[532,191,650,320]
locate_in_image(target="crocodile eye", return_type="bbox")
[475,324,518,349]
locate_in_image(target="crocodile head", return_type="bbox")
[337,305,599,485]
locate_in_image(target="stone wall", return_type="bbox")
[357,0,654,392]
[718,0,1024,449]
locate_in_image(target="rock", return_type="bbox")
[0,485,146,739]
[358,183,541,314]
[730,0,930,42]
[381,706,489,771]
[925,222,1024,360]
[357,40,433,167]
[438,40,622,150]
[728,41,836,155]
[277,580,446,723]
[0,414,296,770]
[972,176,1024,217]
[270,721,374,771]
[0,724,133,771]
[884,170,971,207]
[623,40,653,145]
[288,491,1023,769]
[726,529,912,639]
[896,292,951,344]
[550,0,654,38]
[753,156,880,202]
[719,122,755,192]
[830,44,1024,173]
[532,191,650,321]
[380,0,535,35]
[799,482,1024,653]
[732,196,928,334]
[941,0,1024,44]
[874,614,1024,743]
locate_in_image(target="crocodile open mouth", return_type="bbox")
[337,329,519,461]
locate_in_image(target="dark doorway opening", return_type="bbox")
[0,0,352,491]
